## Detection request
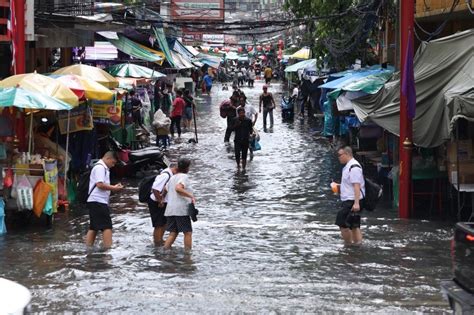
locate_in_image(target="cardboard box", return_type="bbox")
[447,140,473,162]
[447,160,474,184]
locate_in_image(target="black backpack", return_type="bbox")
[138,171,171,203]
[349,164,383,211]
[76,164,106,204]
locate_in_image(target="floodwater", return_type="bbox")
[0,81,452,313]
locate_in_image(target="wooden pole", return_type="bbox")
[192,104,198,143]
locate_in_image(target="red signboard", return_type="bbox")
[171,0,224,21]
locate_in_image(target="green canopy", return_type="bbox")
[153,25,175,68]
[108,35,163,63]
[106,63,166,79]
[0,87,73,110]
[342,71,394,94]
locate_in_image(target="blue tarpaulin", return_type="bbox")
[319,68,390,90]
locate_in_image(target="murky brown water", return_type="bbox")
[0,81,452,313]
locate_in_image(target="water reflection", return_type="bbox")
[0,81,452,313]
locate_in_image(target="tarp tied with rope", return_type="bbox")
[351,29,474,148]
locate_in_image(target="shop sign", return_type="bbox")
[203,34,224,44]
[91,100,122,126]
[171,0,224,21]
[57,105,94,134]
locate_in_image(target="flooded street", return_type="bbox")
[0,81,452,313]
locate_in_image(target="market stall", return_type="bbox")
[0,87,73,230]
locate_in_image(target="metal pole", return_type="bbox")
[64,111,71,195]
[27,112,33,154]
[398,0,414,219]
[15,0,25,74]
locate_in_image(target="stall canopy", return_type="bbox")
[106,63,165,79]
[290,47,311,60]
[319,67,392,90]
[351,29,474,148]
[284,59,316,73]
[185,45,200,57]
[171,51,194,69]
[153,25,175,68]
[197,54,222,68]
[105,34,164,64]
[0,87,73,110]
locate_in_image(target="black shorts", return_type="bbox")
[166,216,192,234]
[148,201,167,227]
[335,200,362,229]
[87,202,112,231]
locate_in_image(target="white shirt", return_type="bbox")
[340,158,365,201]
[244,103,258,120]
[248,70,256,80]
[149,168,173,202]
[164,173,193,216]
[87,159,110,204]
[292,87,299,97]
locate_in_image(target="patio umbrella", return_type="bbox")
[106,63,165,79]
[0,73,79,106]
[52,74,114,101]
[53,64,119,89]
[0,87,73,110]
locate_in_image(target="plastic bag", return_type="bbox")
[16,174,33,210]
[0,198,6,235]
[253,140,262,151]
[42,192,53,216]
[33,179,52,218]
[3,167,13,189]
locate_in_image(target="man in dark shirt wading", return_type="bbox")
[231,107,253,171]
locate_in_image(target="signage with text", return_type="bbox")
[171,0,224,21]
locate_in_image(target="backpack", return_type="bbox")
[349,164,383,211]
[76,164,105,204]
[138,171,171,203]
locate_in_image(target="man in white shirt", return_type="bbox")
[86,151,123,249]
[164,158,196,250]
[148,164,178,245]
[333,146,365,245]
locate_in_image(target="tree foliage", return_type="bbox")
[284,0,396,70]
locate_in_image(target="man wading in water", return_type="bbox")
[332,146,365,245]
[231,107,253,171]
[259,85,276,132]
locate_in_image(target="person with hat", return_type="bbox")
[259,85,276,131]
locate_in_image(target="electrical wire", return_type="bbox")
[414,0,461,41]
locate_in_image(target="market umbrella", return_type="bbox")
[53,64,119,89]
[0,87,75,197]
[51,74,114,101]
[0,87,73,110]
[0,73,79,106]
[106,63,166,79]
